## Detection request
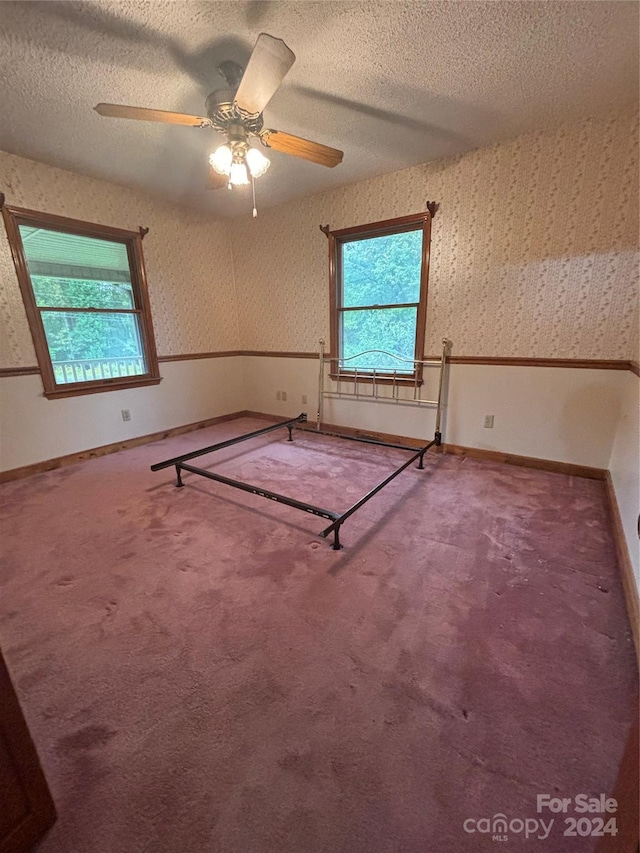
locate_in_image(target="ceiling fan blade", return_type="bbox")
[234,33,295,116]
[94,103,210,127]
[261,130,343,168]
[207,166,229,190]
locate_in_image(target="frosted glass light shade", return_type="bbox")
[209,144,232,175]
[229,161,249,186]
[246,146,270,178]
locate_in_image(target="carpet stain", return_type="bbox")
[278,750,318,780]
[383,677,459,722]
[196,588,224,609]
[58,725,117,751]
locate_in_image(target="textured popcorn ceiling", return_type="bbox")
[0,1,637,217]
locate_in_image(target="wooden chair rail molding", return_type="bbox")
[1,354,638,376]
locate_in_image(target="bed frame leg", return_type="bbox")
[434,431,442,447]
[418,451,425,470]
[175,465,184,487]
[331,525,343,550]
[287,425,294,442]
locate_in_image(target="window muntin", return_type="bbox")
[331,214,431,380]
[2,206,160,398]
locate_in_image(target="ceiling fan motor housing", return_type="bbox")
[205,90,264,136]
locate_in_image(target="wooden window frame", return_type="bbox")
[2,204,161,399]
[327,211,432,384]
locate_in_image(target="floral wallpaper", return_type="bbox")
[2,110,638,370]
[0,150,240,367]
[230,110,639,360]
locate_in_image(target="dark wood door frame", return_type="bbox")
[0,648,56,853]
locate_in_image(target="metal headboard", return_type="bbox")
[316,338,451,439]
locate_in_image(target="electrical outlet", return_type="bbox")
[276,391,281,401]
[121,409,131,422]
[302,394,308,405]
[282,391,288,402]
[484,414,494,429]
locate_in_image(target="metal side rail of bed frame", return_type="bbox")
[318,436,436,549]
[150,415,306,474]
[150,413,438,550]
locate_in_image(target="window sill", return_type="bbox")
[43,375,162,399]
[329,372,424,387]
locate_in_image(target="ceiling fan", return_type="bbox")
[94,33,344,206]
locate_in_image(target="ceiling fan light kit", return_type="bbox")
[210,143,233,175]
[209,123,271,185]
[245,146,270,178]
[94,33,344,215]
[230,161,250,186]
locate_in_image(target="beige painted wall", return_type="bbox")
[0,358,246,471]
[230,110,639,361]
[243,356,628,469]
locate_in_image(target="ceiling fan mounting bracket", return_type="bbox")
[217,60,244,89]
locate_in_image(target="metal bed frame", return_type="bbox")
[151,339,451,549]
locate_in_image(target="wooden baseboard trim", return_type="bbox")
[604,472,640,660]
[243,411,608,479]
[0,410,249,483]
[244,411,428,449]
[2,409,610,485]
[441,443,606,480]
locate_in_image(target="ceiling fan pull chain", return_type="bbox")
[252,174,258,218]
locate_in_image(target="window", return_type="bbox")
[328,211,432,381]
[2,205,160,398]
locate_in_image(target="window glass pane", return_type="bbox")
[341,307,417,373]
[342,229,422,307]
[40,311,146,385]
[19,225,134,309]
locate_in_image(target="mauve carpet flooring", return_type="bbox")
[0,417,636,853]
